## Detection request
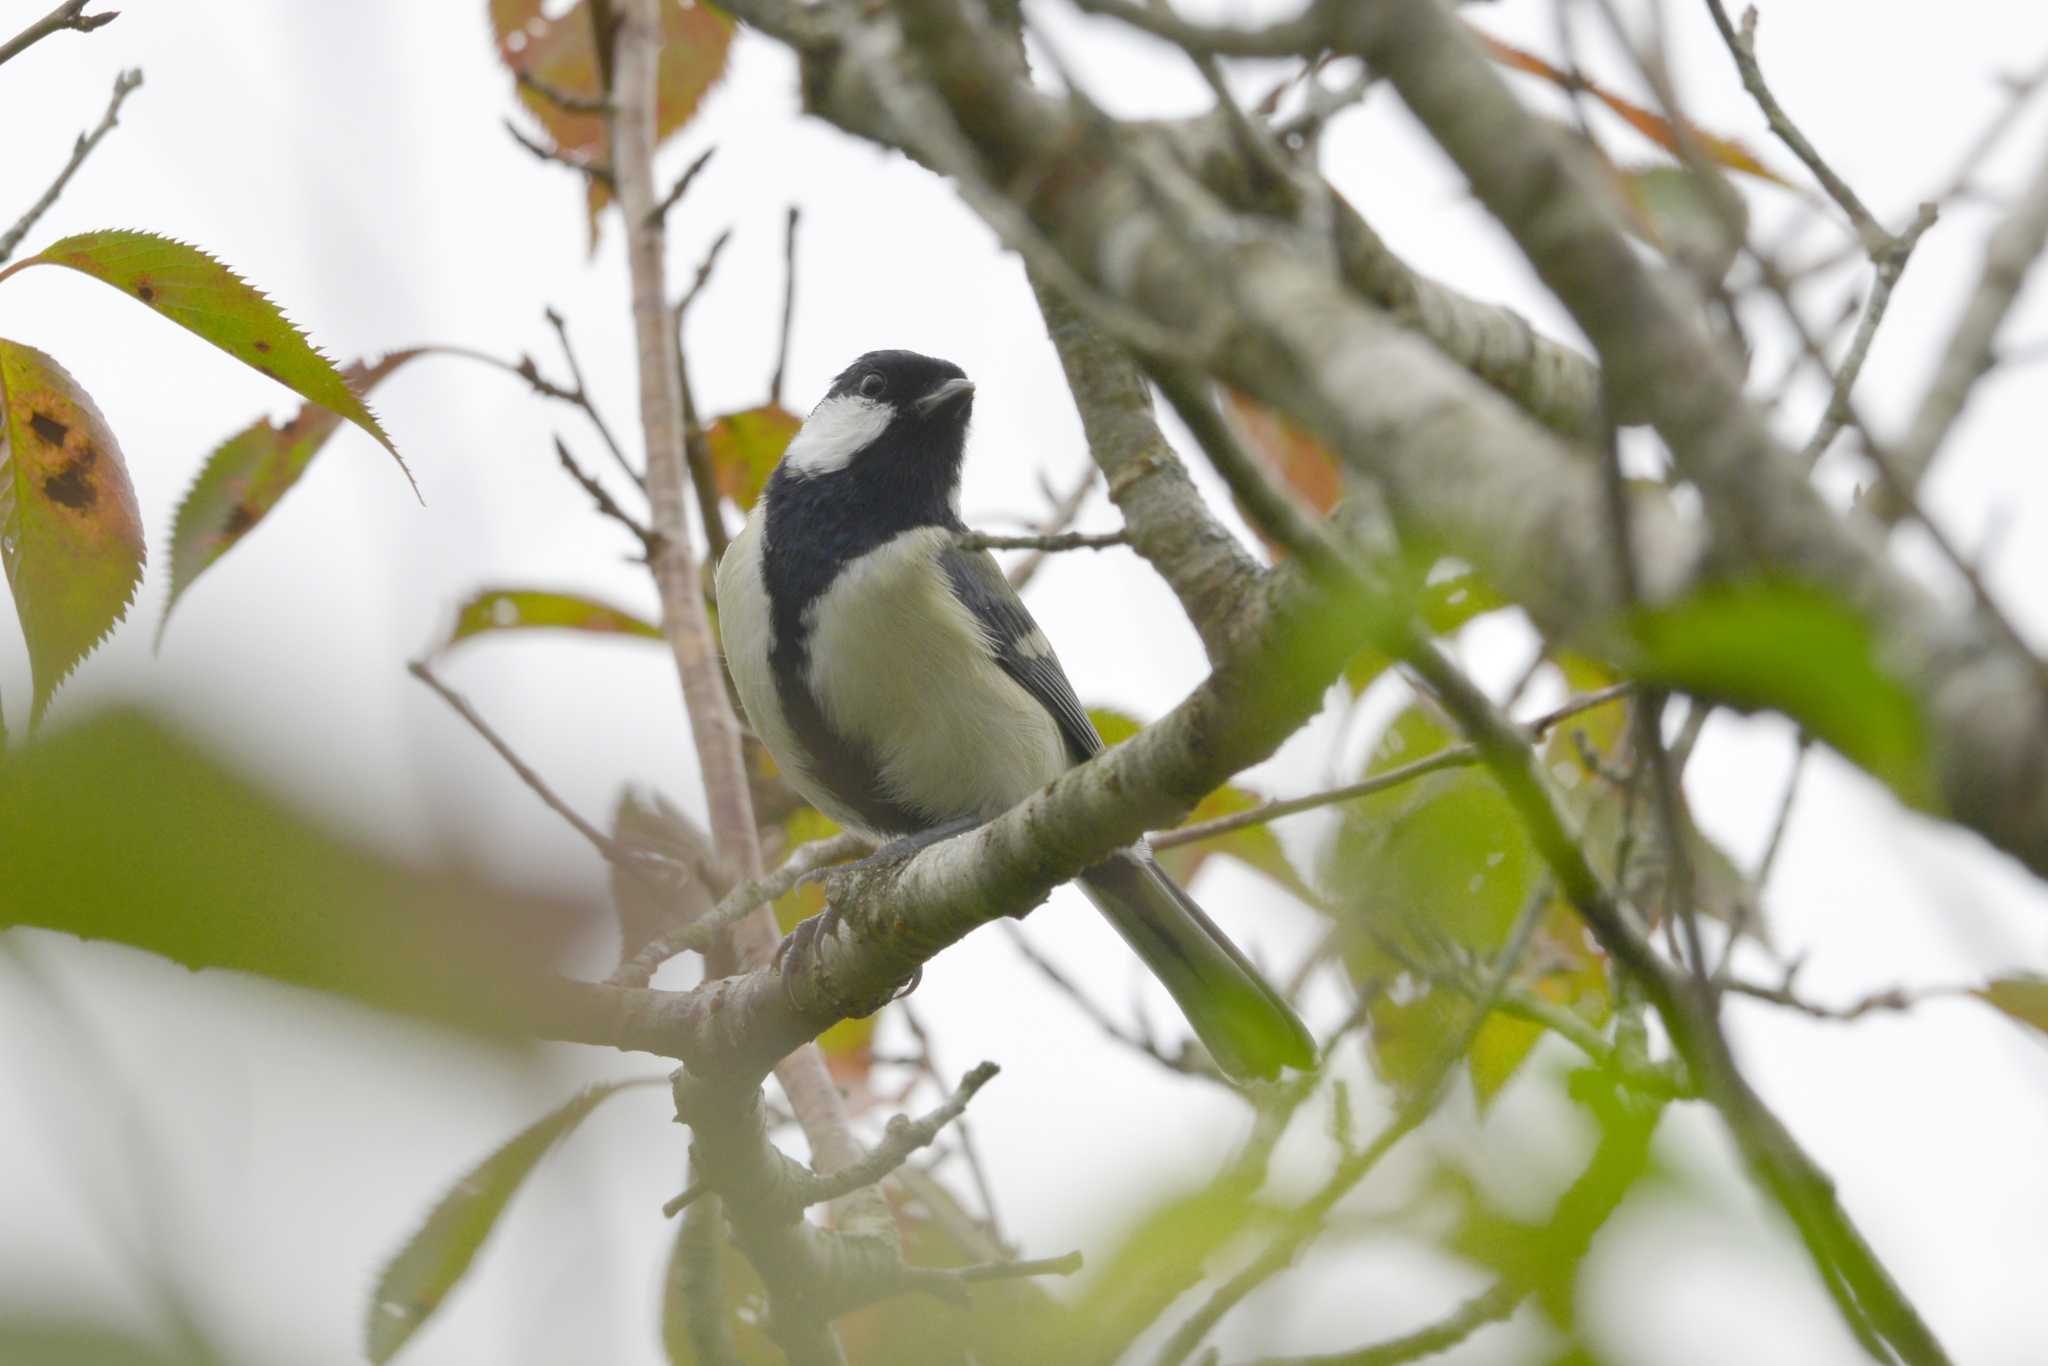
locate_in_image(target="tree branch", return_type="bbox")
[0,67,142,265]
[0,0,116,69]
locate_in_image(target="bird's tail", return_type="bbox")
[1077,850,1317,1081]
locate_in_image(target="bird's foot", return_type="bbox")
[841,816,984,875]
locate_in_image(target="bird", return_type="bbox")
[715,349,1317,1081]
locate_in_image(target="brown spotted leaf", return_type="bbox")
[160,350,422,645]
[15,231,415,496]
[0,340,144,722]
[436,586,662,655]
[490,0,734,244]
[705,403,800,511]
[366,1079,661,1364]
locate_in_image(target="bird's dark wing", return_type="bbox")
[939,545,1103,763]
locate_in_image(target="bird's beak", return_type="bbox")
[915,376,976,416]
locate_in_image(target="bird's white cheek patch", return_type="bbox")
[784,394,892,476]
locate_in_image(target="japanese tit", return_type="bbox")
[715,349,1315,1080]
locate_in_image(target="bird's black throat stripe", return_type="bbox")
[759,449,961,838]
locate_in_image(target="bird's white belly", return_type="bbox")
[804,527,1069,824]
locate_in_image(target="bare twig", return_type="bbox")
[544,307,643,488]
[516,66,611,115]
[1703,1,1887,254]
[1153,684,1633,852]
[792,1062,1000,1208]
[1000,464,1099,593]
[0,68,141,264]
[0,0,116,69]
[769,205,800,404]
[898,1000,1008,1248]
[505,117,616,188]
[676,226,733,317]
[957,528,1128,553]
[1891,124,2048,499]
[1001,923,1219,1079]
[408,658,639,872]
[648,144,717,227]
[1157,888,1547,1366]
[1240,1280,1522,1366]
[555,435,655,553]
[1726,978,1976,1022]
[896,1249,1083,1304]
[608,830,869,988]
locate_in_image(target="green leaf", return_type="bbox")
[0,339,144,722]
[705,404,801,511]
[1976,977,2048,1038]
[1346,569,1508,695]
[1629,581,1933,807]
[437,586,662,654]
[366,1079,660,1364]
[0,708,587,1029]
[17,231,415,496]
[160,350,422,644]
[0,1317,188,1366]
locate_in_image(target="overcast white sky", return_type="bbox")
[2,2,2047,1364]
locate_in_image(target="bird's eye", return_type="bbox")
[858,372,886,399]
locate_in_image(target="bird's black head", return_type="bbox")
[767,350,975,522]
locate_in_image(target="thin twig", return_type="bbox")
[676,227,733,317]
[1800,204,1939,465]
[1157,889,1548,1366]
[1704,1,1886,253]
[545,307,644,488]
[1153,684,1633,852]
[1240,1280,1522,1366]
[957,529,1128,553]
[1726,978,1976,1022]
[769,205,800,404]
[896,1249,1083,1304]
[505,117,616,188]
[899,1000,1008,1249]
[556,435,655,552]
[408,658,637,870]
[0,0,116,69]
[1000,923,1219,1079]
[607,830,869,988]
[0,68,142,264]
[515,67,611,115]
[648,144,717,227]
[1002,464,1099,593]
[791,1062,1000,1208]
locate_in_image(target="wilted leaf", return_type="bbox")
[490,0,734,244]
[1628,581,1933,807]
[160,350,422,643]
[705,404,800,511]
[366,1079,660,1363]
[0,708,587,1028]
[609,786,716,959]
[14,232,412,494]
[1221,388,1340,556]
[1472,28,1789,185]
[1976,977,2048,1038]
[0,340,144,722]
[437,586,663,655]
